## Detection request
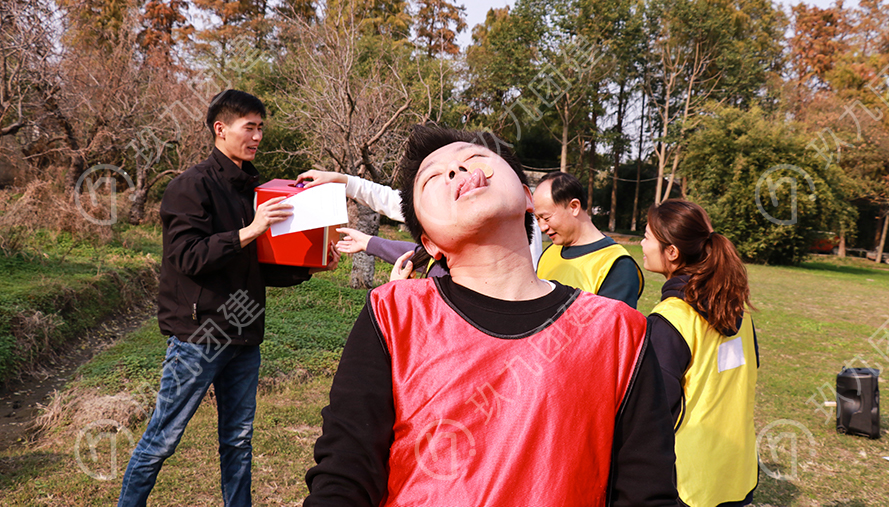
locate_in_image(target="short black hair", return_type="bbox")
[398,123,534,245]
[206,89,266,135]
[538,171,587,211]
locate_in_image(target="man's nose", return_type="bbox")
[446,160,469,180]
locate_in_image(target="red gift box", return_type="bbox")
[254,179,341,268]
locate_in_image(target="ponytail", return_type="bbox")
[647,200,753,334]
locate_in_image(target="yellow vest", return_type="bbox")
[536,243,643,296]
[651,297,758,507]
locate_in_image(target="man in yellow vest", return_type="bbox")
[533,171,644,308]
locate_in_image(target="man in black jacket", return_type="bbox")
[119,90,338,507]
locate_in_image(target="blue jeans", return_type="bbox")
[118,336,260,507]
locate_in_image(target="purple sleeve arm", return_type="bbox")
[366,237,418,266]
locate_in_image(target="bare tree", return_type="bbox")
[0,1,60,137]
[0,0,65,184]
[11,6,213,221]
[18,11,149,192]
[272,10,415,288]
[649,38,722,205]
[124,65,222,224]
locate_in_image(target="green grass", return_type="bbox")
[66,272,369,398]
[0,376,333,506]
[2,234,889,505]
[743,258,889,506]
[0,227,160,383]
[261,277,367,378]
[626,245,889,505]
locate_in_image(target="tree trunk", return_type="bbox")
[654,77,673,206]
[588,135,597,215]
[838,230,846,257]
[348,200,380,288]
[876,210,888,264]
[631,161,641,231]
[560,97,569,172]
[662,145,681,201]
[631,88,647,232]
[44,95,85,192]
[654,143,666,206]
[609,82,627,232]
[577,135,585,180]
[587,82,599,215]
[65,155,86,193]
[128,188,149,225]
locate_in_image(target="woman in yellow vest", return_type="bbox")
[641,199,758,507]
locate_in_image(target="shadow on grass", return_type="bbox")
[797,261,889,278]
[0,451,66,489]
[753,463,801,506]
[821,501,869,507]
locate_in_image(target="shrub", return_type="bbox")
[682,106,857,264]
[0,179,117,257]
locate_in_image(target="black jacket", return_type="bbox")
[157,148,311,346]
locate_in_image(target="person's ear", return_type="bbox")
[214,121,226,139]
[523,185,533,213]
[420,233,443,261]
[664,244,680,263]
[568,198,582,216]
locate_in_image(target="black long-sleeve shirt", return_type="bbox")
[646,276,759,427]
[305,276,678,506]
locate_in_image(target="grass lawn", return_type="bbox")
[1,232,888,506]
[0,226,161,383]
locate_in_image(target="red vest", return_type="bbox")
[368,279,648,506]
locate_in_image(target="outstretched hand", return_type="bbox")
[336,227,372,254]
[296,170,348,189]
[389,250,414,281]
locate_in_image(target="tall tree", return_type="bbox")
[550,0,626,177]
[414,0,466,57]
[594,0,646,230]
[275,0,318,23]
[647,0,785,204]
[192,0,271,72]
[56,0,131,50]
[788,1,848,95]
[271,7,414,288]
[138,0,192,59]
[49,0,139,190]
[327,0,412,39]
[791,0,889,257]
[0,0,58,140]
[464,5,542,128]
[850,0,889,55]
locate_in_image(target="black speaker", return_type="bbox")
[836,367,880,439]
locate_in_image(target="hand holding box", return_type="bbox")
[254,179,348,267]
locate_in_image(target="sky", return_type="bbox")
[456,0,512,48]
[456,0,860,49]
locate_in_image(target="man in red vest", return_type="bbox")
[304,124,678,506]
